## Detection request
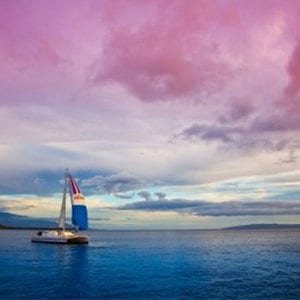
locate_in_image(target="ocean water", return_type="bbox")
[0,229,300,299]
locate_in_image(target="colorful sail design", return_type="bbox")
[69,174,88,230]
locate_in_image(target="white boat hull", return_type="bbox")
[31,230,89,244]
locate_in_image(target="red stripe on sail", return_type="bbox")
[70,176,81,195]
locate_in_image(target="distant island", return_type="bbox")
[223,223,300,230]
[0,211,59,229]
[0,223,74,230]
[0,224,59,230]
[2,222,300,231]
[0,224,9,229]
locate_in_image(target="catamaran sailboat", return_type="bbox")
[31,169,89,244]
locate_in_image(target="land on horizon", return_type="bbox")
[2,223,300,231]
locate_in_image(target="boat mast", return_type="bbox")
[58,168,69,230]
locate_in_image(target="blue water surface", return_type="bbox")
[0,229,300,299]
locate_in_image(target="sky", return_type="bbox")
[0,0,300,229]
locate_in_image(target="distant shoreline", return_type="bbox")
[0,225,70,230]
[222,223,300,230]
[1,223,300,231]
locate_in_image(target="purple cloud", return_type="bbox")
[219,100,254,123]
[177,124,243,144]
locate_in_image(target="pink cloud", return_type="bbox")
[0,0,102,105]
[89,0,300,103]
[89,0,235,101]
[0,0,300,112]
[90,28,230,100]
[277,38,300,130]
[0,1,62,66]
[285,39,300,98]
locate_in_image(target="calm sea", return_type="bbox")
[0,229,300,299]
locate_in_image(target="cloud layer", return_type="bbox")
[117,198,300,217]
[81,173,145,194]
[0,0,300,228]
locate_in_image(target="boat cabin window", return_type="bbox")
[37,231,42,236]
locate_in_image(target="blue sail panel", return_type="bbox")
[72,205,88,230]
[69,174,89,230]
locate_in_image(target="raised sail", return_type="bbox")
[58,171,68,229]
[69,174,88,230]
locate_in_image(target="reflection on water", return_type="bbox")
[53,245,89,297]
